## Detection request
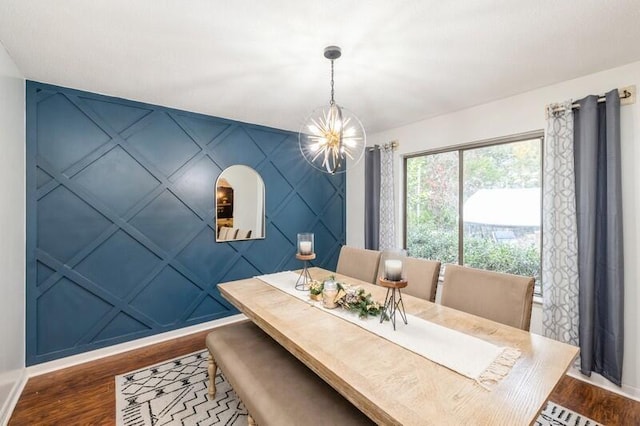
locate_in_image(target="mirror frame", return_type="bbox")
[215,165,266,242]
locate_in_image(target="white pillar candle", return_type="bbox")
[299,241,313,255]
[384,259,403,281]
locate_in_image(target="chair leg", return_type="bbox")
[208,354,217,397]
[248,414,257,425]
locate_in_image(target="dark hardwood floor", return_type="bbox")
[9,328,640,425]
[550,374,639,425]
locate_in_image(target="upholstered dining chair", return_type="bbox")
[441,264,535,331]
[218,226,231,240]
[336,246,381,284]
[218,227,238,240]
[236,229,252,239]
[376,257,441,301]
[226,228,240,240]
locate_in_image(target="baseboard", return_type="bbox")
[27,314,246,377]
[567,367,640,402]
[0,369,28,426]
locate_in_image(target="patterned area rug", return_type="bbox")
[115,350,247,425]
[115,350,601,426]
[535,403,602,426]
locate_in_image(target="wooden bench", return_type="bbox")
[206,320,374,426]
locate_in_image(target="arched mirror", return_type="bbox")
[215,165,265,241]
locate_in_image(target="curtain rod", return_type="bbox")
[547,85,636,116]
[368,140,399,151]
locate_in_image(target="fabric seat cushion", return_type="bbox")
[206,320,373,426]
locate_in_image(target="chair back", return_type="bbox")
[376,252,440,302]
[377,257,440,302]
[218,226,231,240]
[336,246,381,284]
[236,229,252,239]
[441,264,534,330]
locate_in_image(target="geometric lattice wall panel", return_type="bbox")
[128,190,203,253]
[210,127,266,168]
[36,261,56,287]
[36,93,112,173]
[74,230,162,299]
[129,266,203,326]
[36,185,113,264]
[36,277,113,355]
[126,112,201,177]
[73,146,161,216]
[26,81,346,365]
[176,227,234,285]
[172,156,221,216]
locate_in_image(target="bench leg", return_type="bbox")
[208,354,217,397]
[247,414,257,426]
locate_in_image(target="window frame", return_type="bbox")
[402,130,545,294]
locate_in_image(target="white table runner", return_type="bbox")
[256,271,520,387]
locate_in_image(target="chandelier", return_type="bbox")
[299,46,366,174]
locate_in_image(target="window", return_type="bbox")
[404,132,543,295]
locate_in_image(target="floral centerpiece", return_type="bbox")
[335,284,386,319]
[309,276,386,319]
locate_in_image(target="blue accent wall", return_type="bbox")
[26,81,345,365]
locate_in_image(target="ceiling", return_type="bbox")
[2,1,640,134]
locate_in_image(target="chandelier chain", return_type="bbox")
[330,59,335,105]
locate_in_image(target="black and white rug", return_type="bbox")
[115,350,601,426]
[115,350,247,425]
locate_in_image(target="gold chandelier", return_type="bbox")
[299,46,366,174]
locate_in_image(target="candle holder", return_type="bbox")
[295,233,315,291]
[378,277,408,330]
[322,279,338,309]
[379,249,408,330]
[295,253,316,290]
[382,249,406,281]
[297,233,314,255]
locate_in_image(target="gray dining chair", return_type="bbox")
[236,229,252,239]
[441,264,535,331]
[376,256,441,302]
[218,226,231,240]
[336,246,381,284]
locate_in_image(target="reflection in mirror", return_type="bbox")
[215,165,265,241]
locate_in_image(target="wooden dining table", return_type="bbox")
[218,267,579,425]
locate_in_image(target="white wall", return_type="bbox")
[347,61,640,398]
[0,42,26,422]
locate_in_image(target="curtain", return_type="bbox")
[364,148,381,250]
[379,146,396,250]
[574,90,624,385]
[542,101,580,348]
[543,89,624,386]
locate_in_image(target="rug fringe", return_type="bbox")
[476,347,521,390]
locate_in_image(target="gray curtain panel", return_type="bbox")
[364,148,381,250]
[574,89,624,385]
